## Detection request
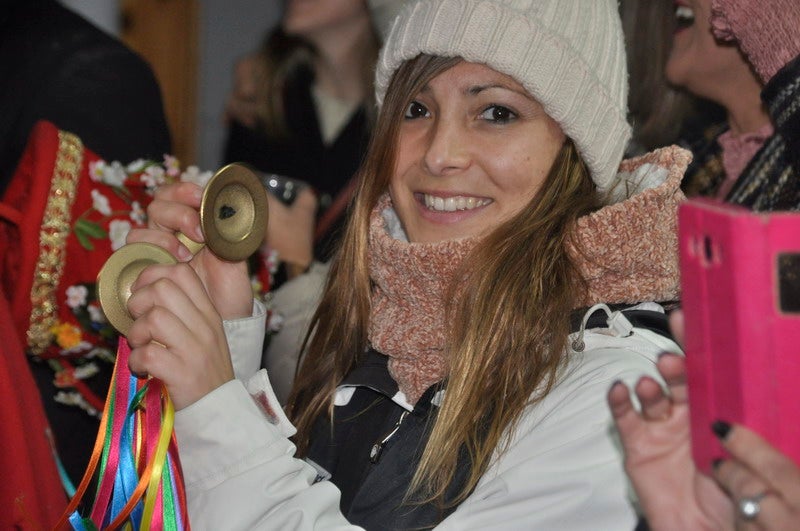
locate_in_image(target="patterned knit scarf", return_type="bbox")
[367,196,476,405]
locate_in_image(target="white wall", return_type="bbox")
[197,1,281,169]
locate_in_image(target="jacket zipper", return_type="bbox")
[369,410,409,464]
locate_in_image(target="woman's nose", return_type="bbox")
[423,117,470,176]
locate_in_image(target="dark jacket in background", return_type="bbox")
[223,67,371,261]
[0,0,172,196]
[726,53,800,211]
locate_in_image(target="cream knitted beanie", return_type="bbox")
[375,0,631,194]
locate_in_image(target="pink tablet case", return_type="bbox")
[679,198,800,473]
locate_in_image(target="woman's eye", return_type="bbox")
[480,105,516,124]
[404,101,429,119]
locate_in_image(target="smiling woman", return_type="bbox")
[390,61,565,243]
[122,0,691,529]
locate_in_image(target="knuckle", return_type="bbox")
[150,277,176,301]
[172,262,196,284]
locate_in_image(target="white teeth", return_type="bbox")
[423,194,490,212]
[675,5,694,22]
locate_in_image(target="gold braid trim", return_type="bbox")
[27,130,84,354]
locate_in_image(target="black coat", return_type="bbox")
[0,0,171,196]
[223,67,371,261]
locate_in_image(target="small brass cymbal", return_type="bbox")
[201,163,268,262]
[96,163,268,336]
[97,243,177,336]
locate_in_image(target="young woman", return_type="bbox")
[125,0,690,528]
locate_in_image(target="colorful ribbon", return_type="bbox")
[54,339,190,530]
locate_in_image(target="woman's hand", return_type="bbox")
[713,423,800,529]
[609,310,800,529]
[126,181,253,320]
[126,262,234,410]
[265,186,317,279]
[608,353,733,530]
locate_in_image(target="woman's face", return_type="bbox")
[390,61,565,244]
[665,0,749,99]
[283,0,368,39]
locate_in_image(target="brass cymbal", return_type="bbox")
[96,163,268,336]
[201,163,268,262]
[97,243,177,337]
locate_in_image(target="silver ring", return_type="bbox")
[738,491,770,521]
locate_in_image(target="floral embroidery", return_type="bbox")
[108,219,132,251]
[90,189,112,216]
[51,322,83,350]
[65,285,88,309]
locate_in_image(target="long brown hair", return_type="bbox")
[620,0,693,150]
[254,22,380,140]
[252,28,315,140]
[287,54,600,506]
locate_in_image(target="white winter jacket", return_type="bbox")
[176,302,680,530]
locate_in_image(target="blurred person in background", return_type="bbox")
[620,0,771,201]
[0,0,171,196]
[223,0,402,404]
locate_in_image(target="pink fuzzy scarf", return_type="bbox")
[368,146,690,404]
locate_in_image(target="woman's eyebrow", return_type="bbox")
[466,83,530,98]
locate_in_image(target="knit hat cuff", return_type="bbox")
[375,0,632,192]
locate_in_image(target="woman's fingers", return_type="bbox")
[634,375,672,421]
[655,353,688,403]
[726,426,800,501]
[712,424,800,528]
[713,457,796,529]
[147,182,204,238]
[128,263,219,327]
[607,380,635,421]
[124,182,205,261]
[718,424,800,507]
[125,227,194,262]
[126,263,234,410]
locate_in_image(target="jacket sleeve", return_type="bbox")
[225,299,268,382]
[436,328,681,530]
[175,301,363,530]
[174,376,362,531]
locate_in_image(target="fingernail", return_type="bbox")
[657,351,672,360]
[177,245,192,262]
[711,419,732,440]
[711,457,724,470]
[193,187,203,202]
[608,379,624,391]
